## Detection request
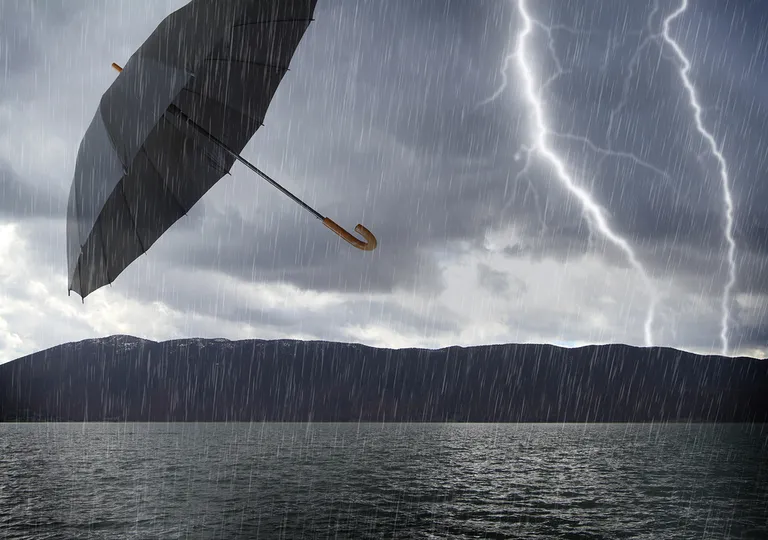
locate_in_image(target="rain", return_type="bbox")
[1,0,767,538]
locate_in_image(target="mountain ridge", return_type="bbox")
[2,336,766,423]
[17,334,766,359]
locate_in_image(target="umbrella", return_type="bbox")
[66,0,377,301]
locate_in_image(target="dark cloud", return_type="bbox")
[27,0,765,301]
[229,297,460,339]
[477,263,509,295]
[0,1,83,97]
[159,205,446,295]
[478,0,768,300]
[733,329,768,353]
[76,253,461,339]
[729,310,768,351]
[2,0,768,356]
[0,162,65,219]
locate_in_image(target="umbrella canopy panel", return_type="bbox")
[67,0,317,298]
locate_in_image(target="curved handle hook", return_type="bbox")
[322,218,377,251]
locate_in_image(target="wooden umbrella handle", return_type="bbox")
[322,218,377,251]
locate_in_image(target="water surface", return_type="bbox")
[1,423,766,539]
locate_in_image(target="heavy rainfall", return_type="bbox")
[0,0,767,538]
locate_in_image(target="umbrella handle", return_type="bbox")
[322,218,377,251]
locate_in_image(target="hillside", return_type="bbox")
[1,336,766,422]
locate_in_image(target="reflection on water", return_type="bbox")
[1,423,766,539]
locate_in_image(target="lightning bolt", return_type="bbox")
[496,0,660,346]
[606,0,661,146]
[661,0,737,355]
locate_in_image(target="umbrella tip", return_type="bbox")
[111,62,123,73]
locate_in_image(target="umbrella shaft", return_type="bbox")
[167,104,324,221]
[231,151,324,221]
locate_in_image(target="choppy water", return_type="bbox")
[1,423,766,539]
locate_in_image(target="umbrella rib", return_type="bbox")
[96,218,112,284]
[167,104,325,221]
[140,146,191,216]
[180,87,261,127]
[158,114,233,177]
[233,18,315,28]
[202,58,289,71]
[119,183,147,254]
[78,260,84,299]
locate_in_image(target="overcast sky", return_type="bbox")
[1,0,767,363]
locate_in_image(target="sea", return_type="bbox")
[1,423,766,539]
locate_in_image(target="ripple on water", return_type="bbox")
[0,423,766,539]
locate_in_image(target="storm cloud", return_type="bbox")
[0,162,65,219]
[0,0,767,361]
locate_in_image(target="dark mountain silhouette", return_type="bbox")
[1,336,766,422]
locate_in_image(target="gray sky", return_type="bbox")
[1,0,767,362]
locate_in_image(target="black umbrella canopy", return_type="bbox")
[66,0,319,299]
